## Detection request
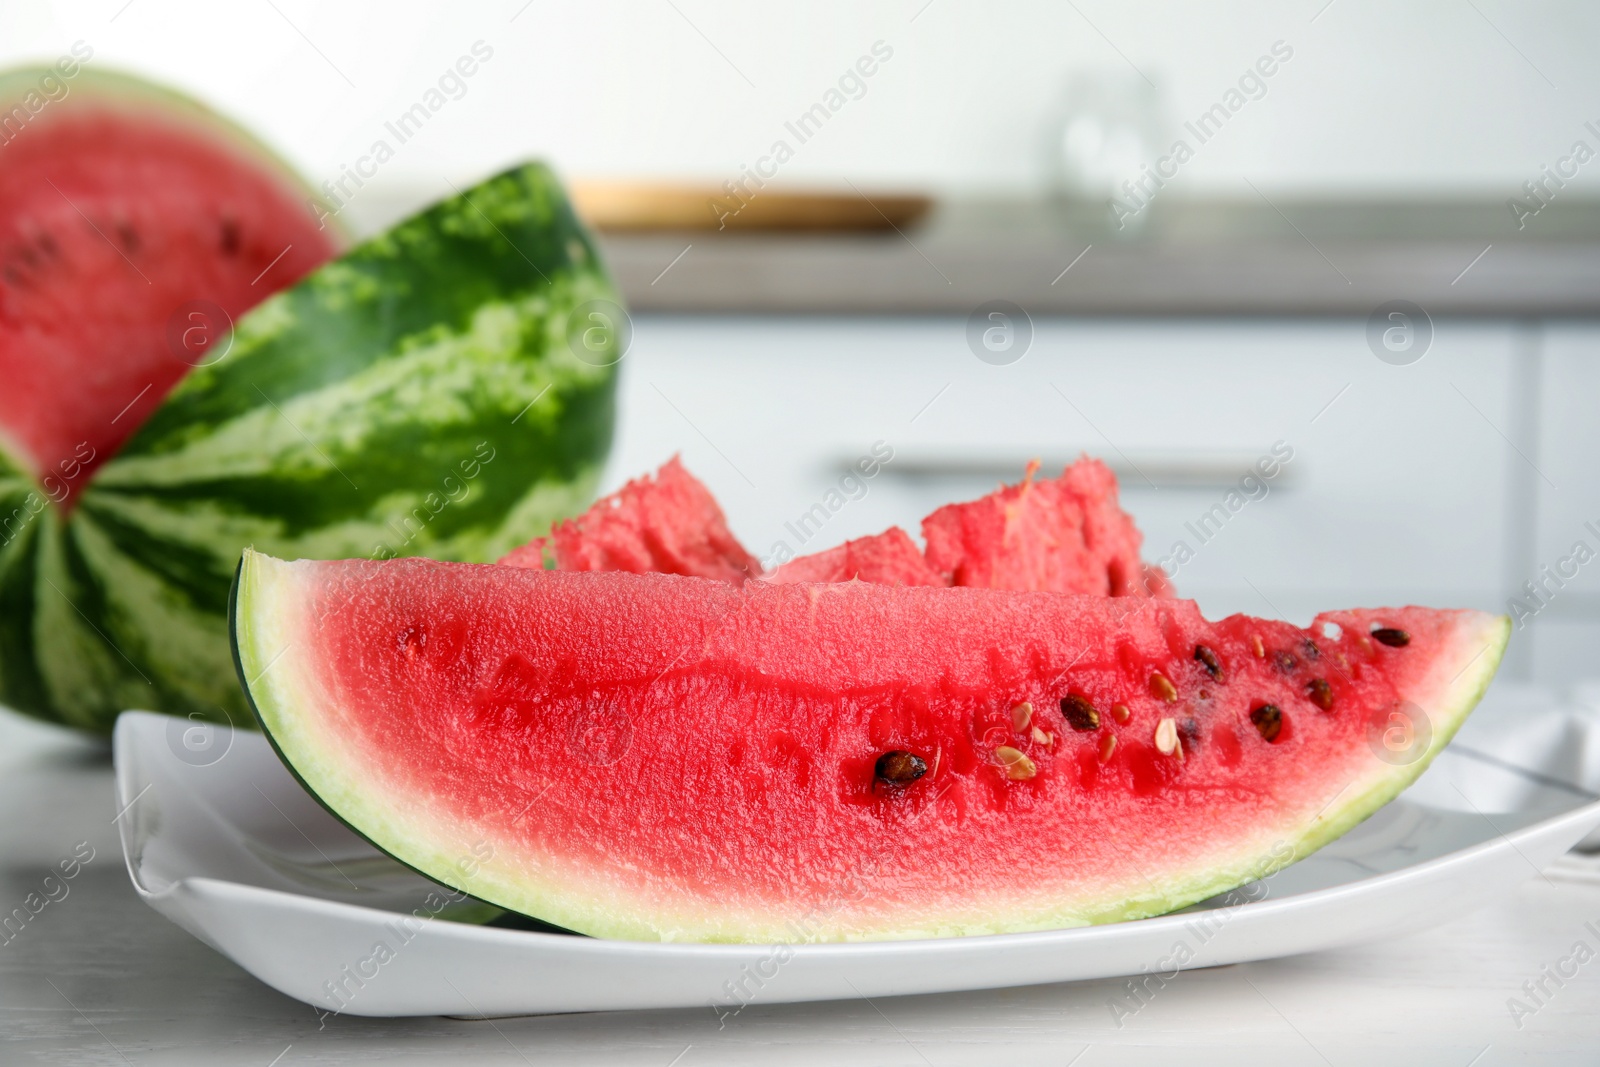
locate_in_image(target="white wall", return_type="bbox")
[5,0,1599,206]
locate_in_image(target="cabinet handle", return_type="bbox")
[857,449,1299,490]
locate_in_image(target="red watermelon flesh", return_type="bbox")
[236,550,1508,942]
[922,458,1171,597]
[765,526,946,586]
[499,455,759,583]
[504,456,1174,598]
[0,72,337,494]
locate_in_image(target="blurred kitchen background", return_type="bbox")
[9,0,1599,683]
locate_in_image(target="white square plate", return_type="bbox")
[113,709,1600,1019]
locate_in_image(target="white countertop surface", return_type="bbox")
[3,708,1599,1066]
[596,198,1600,317]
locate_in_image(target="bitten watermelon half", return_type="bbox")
[234,549,1509,943]
[0,70,620,731]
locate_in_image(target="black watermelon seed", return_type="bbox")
[875,750,927,786]
[1306,678,1334,711]
[1194,644,1223,681]
[1060,694,1101,732]
[220,219,241,256]
[1273,650,1297,673]
[1250,704,1284,743]
[1372,627,1411,648]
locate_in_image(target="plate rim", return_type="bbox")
[112,709,1600,959]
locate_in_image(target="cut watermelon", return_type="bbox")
[235,549,1508,943]
[502,456,1173,597]
[765,526,946,586]
[922,458,1171,597]
[500,455,757,582]
[0,68,339,493]
[0,69,622,732]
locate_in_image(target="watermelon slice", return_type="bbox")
[0,69,623,732]
[499,455,757,582]
[234,549,1508,943]
[765,526,946,586]
[922,458,1171,597]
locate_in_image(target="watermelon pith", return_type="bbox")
[235,549,1508,943]
[0,74,621,732]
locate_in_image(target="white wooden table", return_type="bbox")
[2,710,1597,1066]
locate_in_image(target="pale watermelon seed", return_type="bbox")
[1112,702,1132,723]
[995,746,1037,780]
[1032,726,1054,746]
[1098,733,1117,763]
[1155,717,1181,757]
[1150,672,1179,703]
[1011,701,1034,732]
[1251,635,1266,658]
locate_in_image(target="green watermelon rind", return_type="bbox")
[1082,610,1513,925]
[226,558,579,936]
[233,549,1512,943]
[2,161,620,732]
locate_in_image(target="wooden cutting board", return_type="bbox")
[569,180,932,233]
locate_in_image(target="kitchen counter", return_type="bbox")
[4,707,1598,1065]
[597,197,1600,316]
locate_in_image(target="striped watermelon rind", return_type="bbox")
[0,163,620,731]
